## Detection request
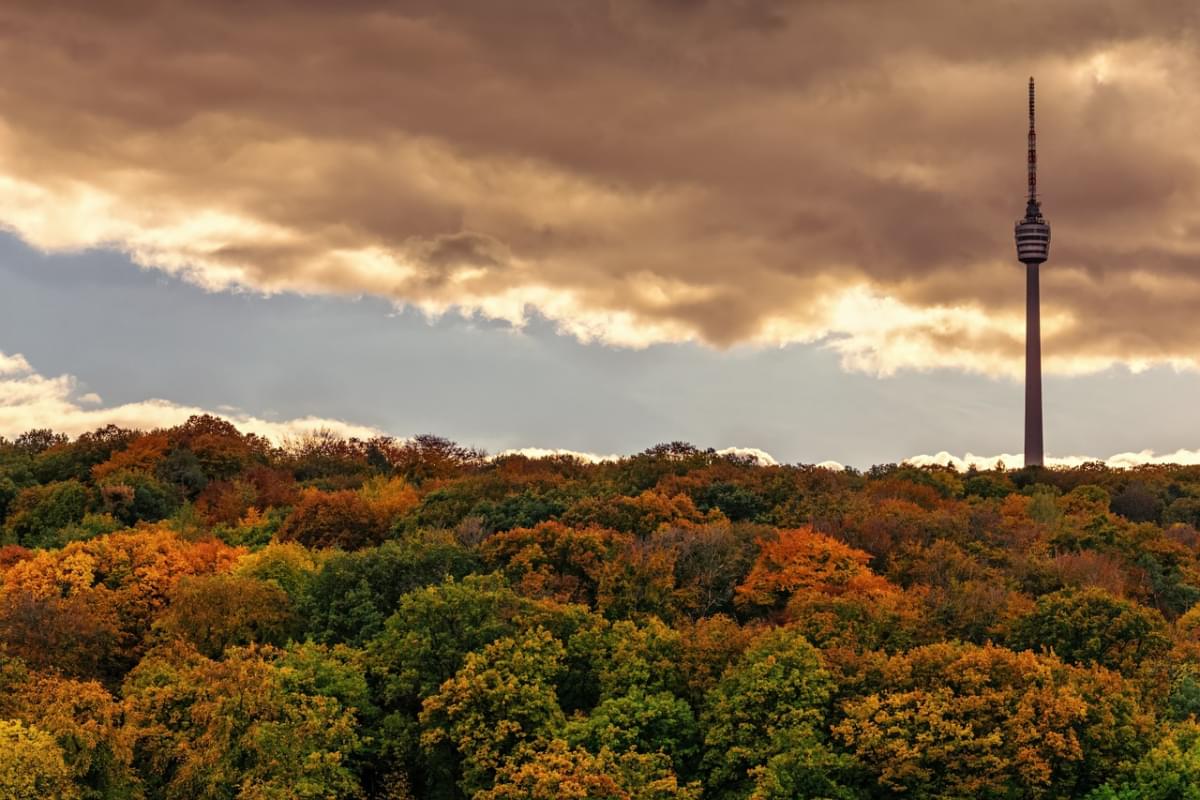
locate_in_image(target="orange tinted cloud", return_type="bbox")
[1,0,1197,375]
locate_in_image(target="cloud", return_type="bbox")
[494,447,622,464]
[906,448,1200,471]
[0,0,1199,376]
[493,445,780,465]
[8,353,1196,472]
[0,350,380,443]
[715,447,779,466]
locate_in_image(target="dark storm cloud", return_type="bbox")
[0,0,1198,373]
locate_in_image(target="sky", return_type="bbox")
[0,0,1198,467]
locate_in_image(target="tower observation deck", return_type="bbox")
[1015,77,1050,467]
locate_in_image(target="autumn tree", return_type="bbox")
[834,642,1154,798]
[390,434,486,486]
[0,590,120,679]
[278,487,390,550]
[122,642,364,800]
[653,523,762,619]
[7,672,135,797]
[482,521,627,606]
[154,573,301,658]
[562,491,711,539]
[0,719,77,800]
[481,742,699,800]
[733,526,877,614]
[1,528,243,679]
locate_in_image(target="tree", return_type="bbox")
[0,471,18,524]
[154,573,301,658]
[13,429,69,455]
[834,643,1153,798]
[234,541,325,600]
[2,480,91,548]
[301,533,480,646]
[784,577,929,653]
[482,522,628,607]
[564,618,699,776]
[97,471,180,525]
[0,590,120,679]
[1011,587,1171,674]
[1,527,244,679]
[480,742,699,800]
[369,574,587,709]
[1165,497,1200,528]
[564,689,699,778]
[367,574,591,788]
[654,523,762,619]
[122,642,364,800]
[734,527,877,614]
[562,491,710,539]
[1085,722,1200,800]
[390,435,485,486]
[700,628,850,800]
[596,539,679,621]
[279,488,389,550]
[8,672,135,798]
[675,615,755,706]
[419,628,567,797]
[0,719,77,800]
[92,432,170,482]
[1112,482,1164,523]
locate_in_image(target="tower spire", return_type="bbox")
[1027,77,1037,205]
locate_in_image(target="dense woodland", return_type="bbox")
[4,417,1200,798]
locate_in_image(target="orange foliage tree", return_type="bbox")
[482,521,630,606]
[0,528,243,679]
[277,488,389,550]
[734,526,882,613]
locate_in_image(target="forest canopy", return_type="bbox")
[4,416,1200,798]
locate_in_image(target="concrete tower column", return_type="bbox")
[1025,263,1043,466]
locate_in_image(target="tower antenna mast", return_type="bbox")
[1028,77,1037,204]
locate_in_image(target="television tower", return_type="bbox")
[1015,77,1050,467]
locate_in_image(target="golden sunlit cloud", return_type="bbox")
[1,1,1198,376]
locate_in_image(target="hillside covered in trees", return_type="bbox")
[5,417,1200,799]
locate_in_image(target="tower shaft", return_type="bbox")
[1025,263,1043,466]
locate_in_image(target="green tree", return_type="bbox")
[700,628,851,800]
[1086,722,1200,800]
[565,689,699,777]
[0,471,18,524]
[302,533,480,646]
[2,480,91,547]
[367,574,591,787]
[420,628,567,797]
[1011,587,1171,673]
